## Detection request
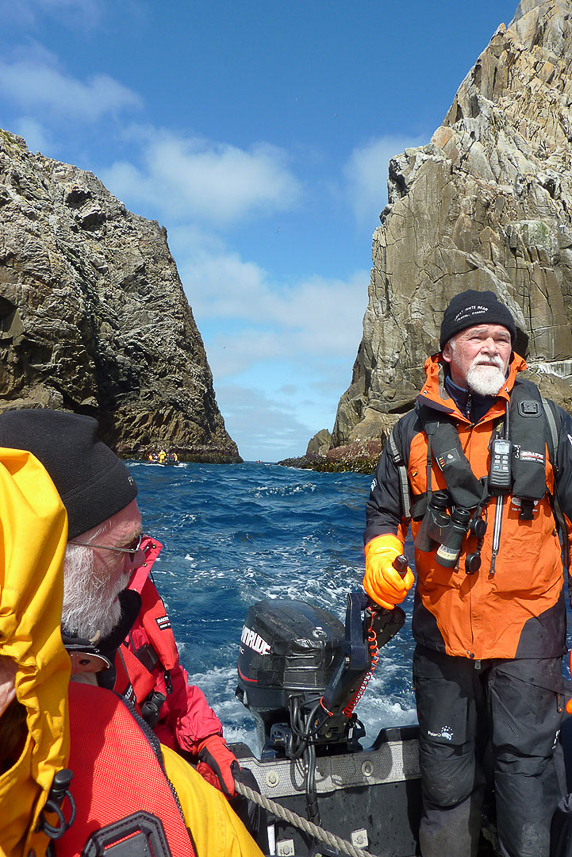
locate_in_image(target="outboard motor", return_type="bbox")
[236,593,405,761]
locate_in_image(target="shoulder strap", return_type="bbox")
[416,403,486,510]
[510,379,548,500]
[138,578,179,672]
[542,397,560,467]
[542,398,570,576]
[56,683,195,857]
[387,427,411,520]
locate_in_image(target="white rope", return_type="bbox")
[235,779,379,857]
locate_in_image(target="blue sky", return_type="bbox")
[0,0,520,461]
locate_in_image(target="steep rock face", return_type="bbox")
[0,130,240,461]
[332,0,572,450]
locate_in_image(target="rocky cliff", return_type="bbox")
[0,130,240,462]
[321,0,572,469]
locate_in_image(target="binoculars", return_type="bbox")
[416,490,486,570]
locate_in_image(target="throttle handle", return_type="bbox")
[392,554,409,577]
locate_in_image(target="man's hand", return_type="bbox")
[363,534,414,609]
[197,734,239,798]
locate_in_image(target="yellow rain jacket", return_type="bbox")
[0,448,263,857]
[0,448,69,857]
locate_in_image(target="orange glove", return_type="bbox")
[363,534,414,610]
[567,651,572,715]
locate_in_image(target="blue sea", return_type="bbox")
[126,460,418,751]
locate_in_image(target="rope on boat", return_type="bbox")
[234,779,380,857]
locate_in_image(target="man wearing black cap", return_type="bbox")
[0,409,243,798]
[363,290,572,857]
[0,409,264,856]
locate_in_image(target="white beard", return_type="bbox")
[62,544,129,640]
[467,358,506,397]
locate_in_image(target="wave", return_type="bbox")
[127,461,417,749]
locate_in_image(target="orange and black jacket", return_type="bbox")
[365,352,572,661]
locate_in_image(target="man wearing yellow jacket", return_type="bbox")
[0,445,263,857]
[364,290,572,857]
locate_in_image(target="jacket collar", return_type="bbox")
[417,351,527,424]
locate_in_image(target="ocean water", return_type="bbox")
[126,460,418,751]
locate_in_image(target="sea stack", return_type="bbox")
[331,0,572,457]
[0,130,240,462]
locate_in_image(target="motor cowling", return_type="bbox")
[236,594,406,759]
[236,599,351,754]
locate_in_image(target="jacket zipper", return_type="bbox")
[489,495,505,575]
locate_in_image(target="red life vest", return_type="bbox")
[55,682,196,857]
[130,546,180,671]
[114,540,180,706]
[112,538,223,755]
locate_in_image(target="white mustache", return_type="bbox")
[472,355,504,370]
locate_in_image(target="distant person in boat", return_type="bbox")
[158,448,167,463]
[363,289,572,857]
[0,408,264,857]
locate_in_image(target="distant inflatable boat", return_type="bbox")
[147,453,179,465]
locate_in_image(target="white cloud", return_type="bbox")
[177,248,368,376]
[207,328,288,379]
[178,250,270,319]
[177,241,369,458]
[167,233,367,458]
[0,56,142,121]
[102,131,302,226]
[179,250,369,340]
[13,116,51,154]
[208,321,362,381]
[344,134,426,225]
[215,384,317,462]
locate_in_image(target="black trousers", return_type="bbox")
[413,646,565,857]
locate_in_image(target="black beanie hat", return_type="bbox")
[440,289,516,351]
[0,409,137,539]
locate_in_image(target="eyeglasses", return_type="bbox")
[68,534,147,569]
[69,534,144,554]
